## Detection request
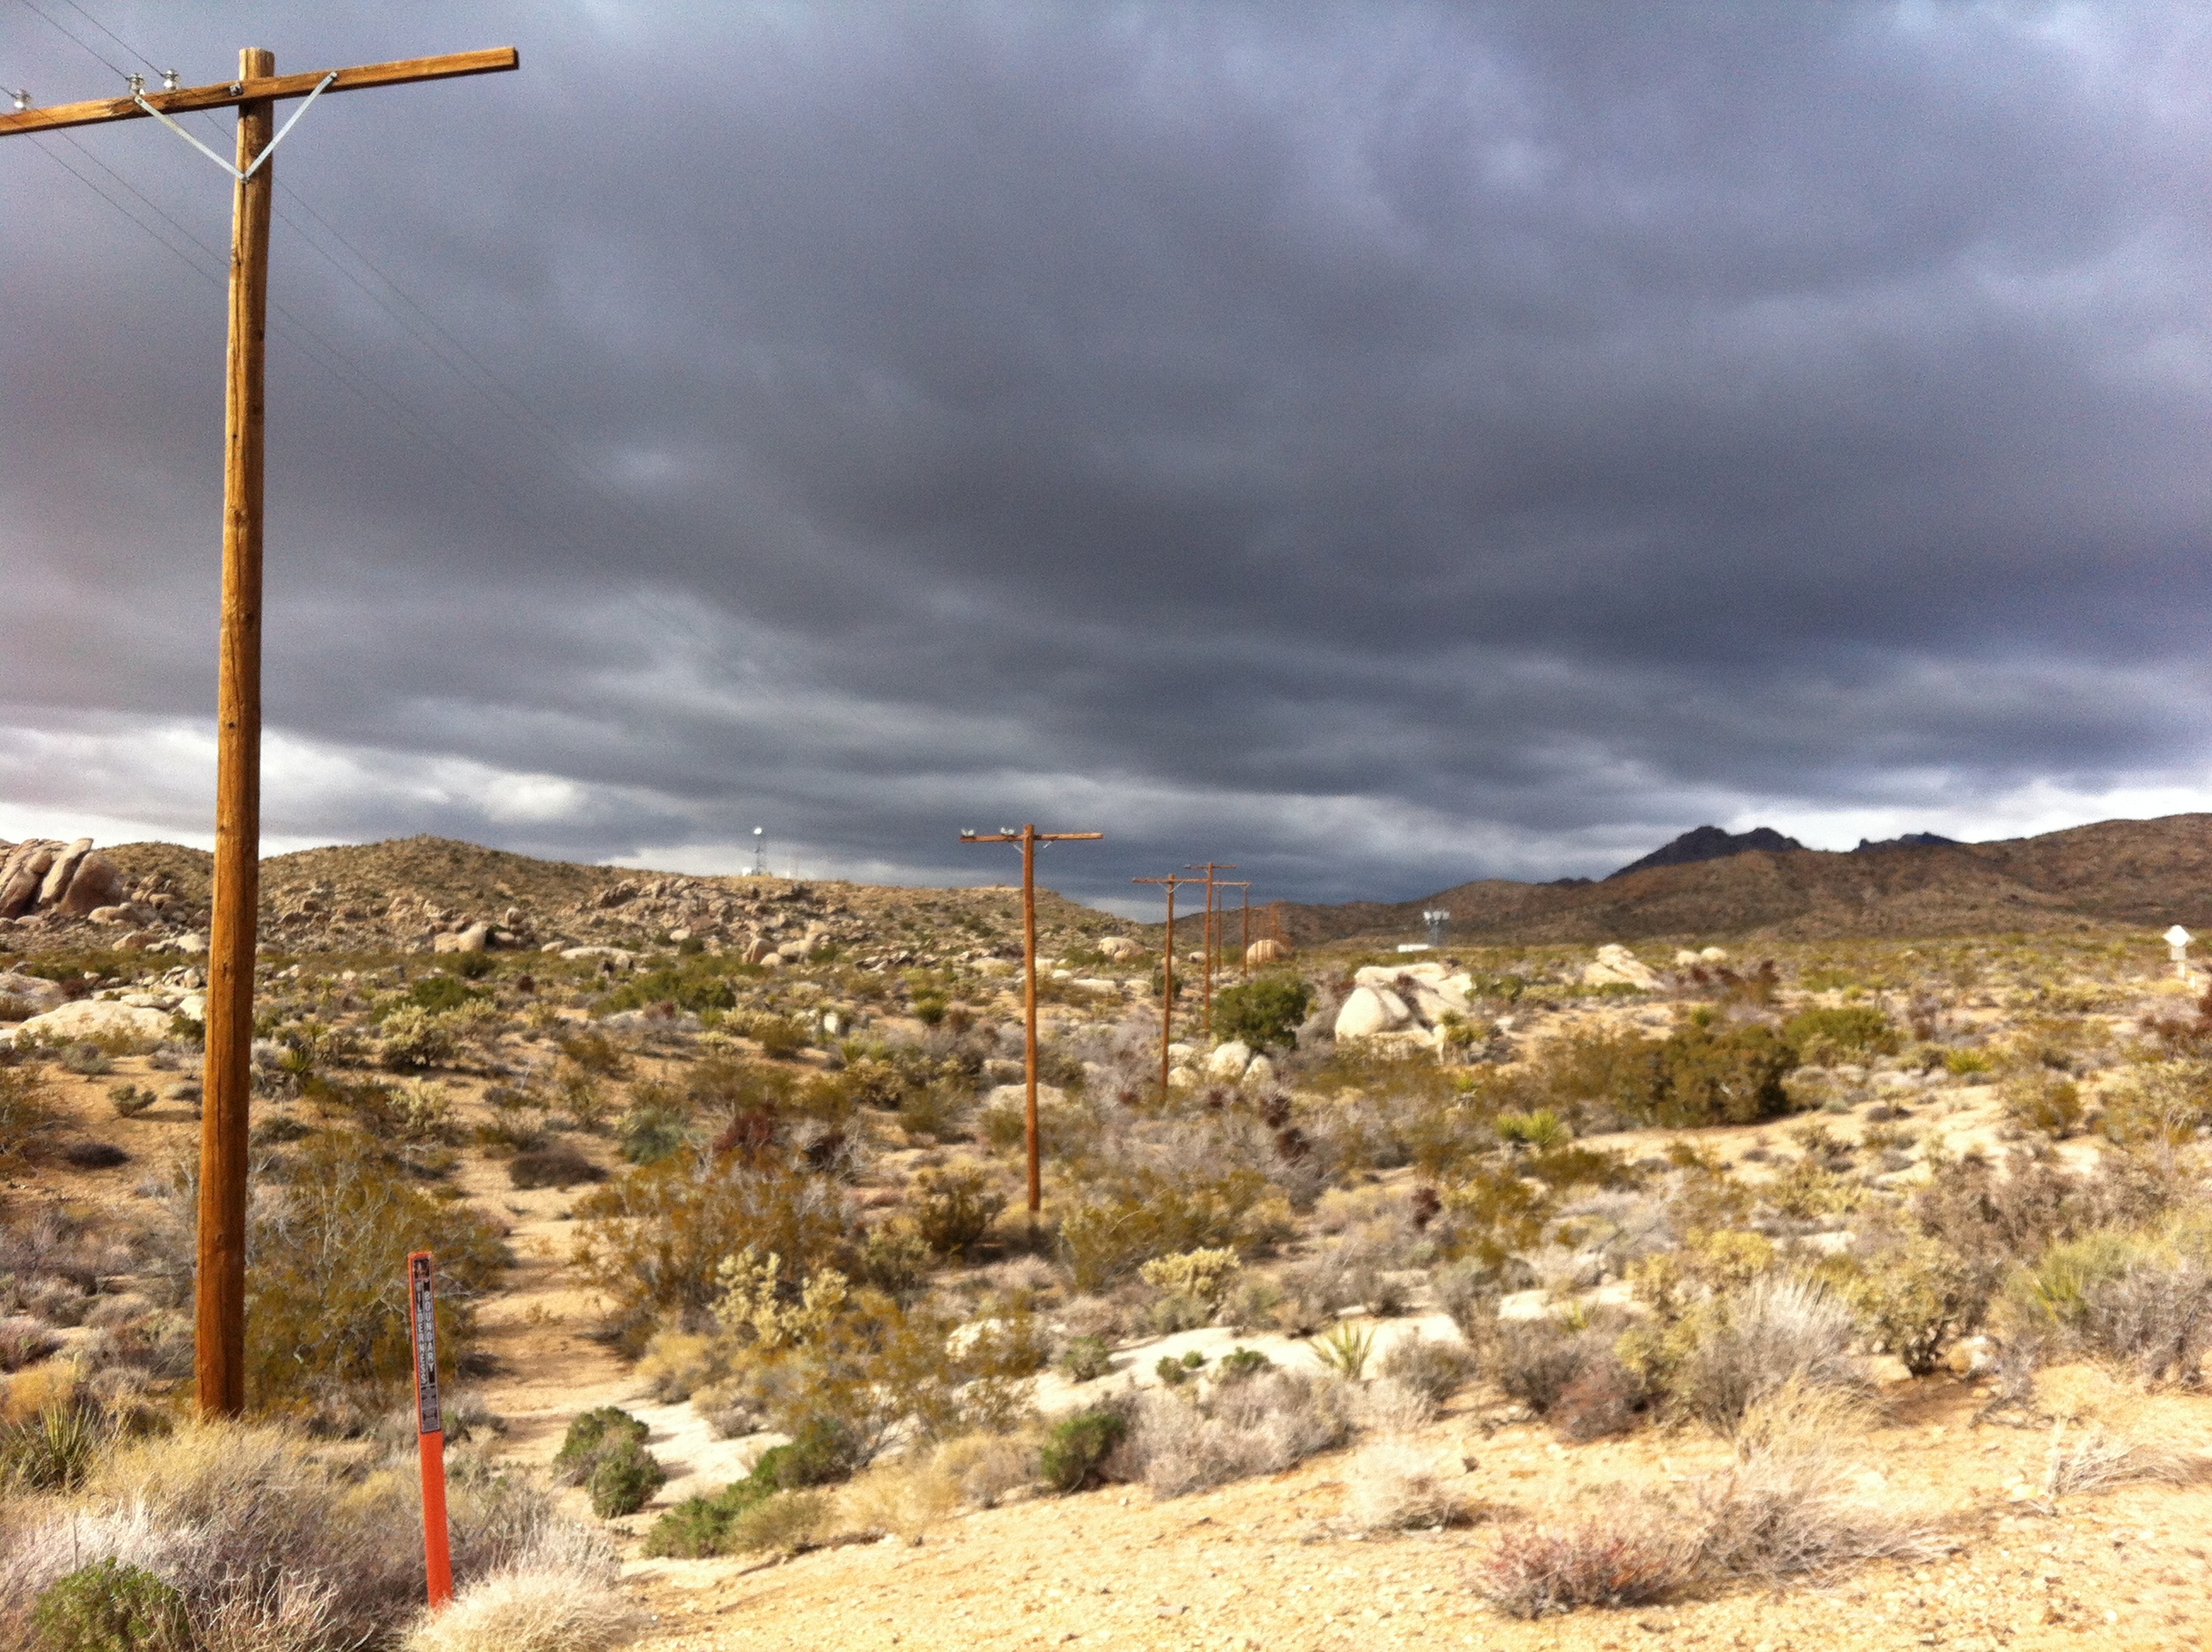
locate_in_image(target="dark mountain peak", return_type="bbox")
[1853,833,1959,853]
[1608,824,1806,880]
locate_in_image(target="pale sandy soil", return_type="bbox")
[607,1371,2212,1652]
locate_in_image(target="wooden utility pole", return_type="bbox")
[1185,863,1237,1041]
[1,46,519,1419]
[1133,873,1192,1097]
[960,826,1102,1214]
[1222,880,1250,978]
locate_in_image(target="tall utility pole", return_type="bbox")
[1,46,520,1419]
[1184,863,1237,1041]
[1132,872,1192,1096]
[1222,880,1251,978]
[960,826,1102,1214]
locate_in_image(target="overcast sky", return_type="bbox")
[4,2,2210,915]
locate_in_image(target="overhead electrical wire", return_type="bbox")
[7,0,732,660]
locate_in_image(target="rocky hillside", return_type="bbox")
[1274,811,2212,946]
[4,834,1130,965]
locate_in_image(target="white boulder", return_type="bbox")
[1335,986,1412,1039]
[1583,943,1661,990]
[1243,1054,1276,1087]
[1096,935,1143,961]
[0,972,68,1019]
[14,1000,171,1043]
[1207,1040,1253,1080]
[1701,946,1729,963]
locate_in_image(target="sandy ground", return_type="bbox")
[609,1371,2212,1652]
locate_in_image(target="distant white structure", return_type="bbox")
[750,826,767,878]
[2167,924,2193,981]
[1423,908,1450,948]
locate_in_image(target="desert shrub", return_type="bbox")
[749,1015,810,1060]
[1345,1440,1473,1533]
[230,1131,506,1412]
[571,1150,849,1353]
[722,1489,834,1555]
[641,1418,857,1557]
[1212,976,1314,1052]
[2,1418,564,1652]
[896,1080,971,1144]
[1487,1314,1612,1416]
[586,1438,666,1518]
[837,1454,963,1544]
[56,1041,112,1076]
[1840,1233,1980,1376]
[1039,1409,1126,1493]
[616,1084,691,1166]
[1472,1506,1695,1617]
[1376,1331,1475,1406]
[1058,1334,1112,1383]
[106,1083,154,1119]
[931,1431,1037,1510]
[2042,1425,2208,1497]
[0,1316,62,1372]
[1553,1357,1647,1442]
[1155,1349,1207,1387]
[1138,1246,1242,1308]
[551,1407,649,1486]
[1694,1382,1939,1580]
[1056,1164,1286,1291]
[2003,1071,2085,1138]
[0,1064,59,1163]
[555,1029,630,1077]
[507,1144,606,1190]
[2096,1061,2212,1149]
[1782,1006,1900,1064]
[1107,1371,1352,1498]
[1646,1021,1798,1127]
[29,1559,189,1652]
[58,1140,128,1171]
[908,1165,1006,1257]
[1658,1278,1864,1435]
[376,1006,457,1070]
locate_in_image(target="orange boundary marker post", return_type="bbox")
[407,1251,453,1607]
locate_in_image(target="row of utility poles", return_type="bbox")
[963,833,1273,1218]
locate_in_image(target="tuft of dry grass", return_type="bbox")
[401,1526,642,1652]
[2043,1420,2210,1498]
[1345,1439,1475,1532]
[838,1456,964,1545]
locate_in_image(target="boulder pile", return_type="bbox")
[1580,942,1663,989]
[0,838,168,934]
[1333,961,1478,1044]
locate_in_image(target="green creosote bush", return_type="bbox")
[1059,1334,1112,1382]
[556,1028,631,1076]
[1155,1349,1207,1387]
[588,1437,668,1518]
[1781,1005,1901,1064]
[375,1005,457,1070]
[1944,1047,1994,1078]
[1056,1165,1287,1292]
[29,1559,190,1652]
[908,1165,1007,1257]
[106,1083,155,1118]
[223,1129,505,1413]
[1837,1234,1980,1378]
[897,1081,972,1145]
[0,1064,60,1161]
[1216,1345,1273,1383]
[553,1406,649,1485]
[1525,1019,1800,1130]
[1211,976,1315,1052]
[749,1015,810,1060]
[1038,1409,1125,1494]
[641,1418,858,1557]
[406,974,481,1015]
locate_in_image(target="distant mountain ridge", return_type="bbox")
[1607,825,1806,880]
[1271,812,2212,946]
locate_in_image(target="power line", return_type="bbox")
[19,0,130,81]
[54,0,158,73]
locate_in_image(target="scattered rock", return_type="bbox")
[1207,1040,1253,1080]
[12,1001,172,1043]
[1096,936,1143,961]
[1335,986,1412,1039]
[0,972,69,1018]
[1246,938,1293,965]
[1582,942,1662,989]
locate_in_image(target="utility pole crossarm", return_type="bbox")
[0,48,518,137]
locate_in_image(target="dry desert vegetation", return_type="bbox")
[0,836,2209,1650]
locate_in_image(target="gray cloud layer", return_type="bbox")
[4,1,2212,911]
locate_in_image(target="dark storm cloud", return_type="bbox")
[5,1,2212,908]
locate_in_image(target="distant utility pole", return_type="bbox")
[1133,872,1194,1097]
[0,45,519,1419]
[749,826,767,878]
[1185,863,1237,1041]
[960,825,1102,1214]
[1222,881,1251,978]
